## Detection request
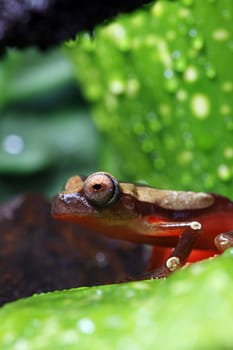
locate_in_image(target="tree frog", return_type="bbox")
[52,172,233,278]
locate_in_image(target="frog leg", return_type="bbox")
[215,231,233,252]
[144,222,202,279]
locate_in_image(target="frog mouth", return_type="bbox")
[51,192,96,218]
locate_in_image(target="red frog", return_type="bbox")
[52,172,233,278]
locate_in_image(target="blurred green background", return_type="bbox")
[0,49,99,202]
[0,0,232,203]
[0,1,233,349]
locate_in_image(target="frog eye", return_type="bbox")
[83,172,120,208]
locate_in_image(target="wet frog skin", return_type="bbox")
[52,172,233,278]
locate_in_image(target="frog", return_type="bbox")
[52,172,233,278]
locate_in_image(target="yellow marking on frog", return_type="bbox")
[120,182,214,210]
[65,176,84,192]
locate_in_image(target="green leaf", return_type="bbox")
[1,250,233,349]
[68,0,233,196]
[0,49,99,200]
[0,49,75,106]
[0,109,98,174]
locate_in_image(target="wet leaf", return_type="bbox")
[69,0,233,196]
[1,250,233,349]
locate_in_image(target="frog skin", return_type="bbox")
[52,172,233,278]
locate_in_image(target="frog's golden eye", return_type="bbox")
[83,172,120,207]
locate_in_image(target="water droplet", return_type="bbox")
[174,57,187,72]
[126,78,140,96]
[212,28,230,41]
[159,104,171,115]
[157,39,172,66]
[224,147,233,159]
[10,339,29,350]
[217,164,232,181]
[189,28,198,37]
[2,134,24,155]
[172,50,187,72]
[166,30,176,41]
[184,66,199,83]
[3,332,15,344]
[125,289,136,298]
[178,8,192,21]
[104,23,130,50]
[221,81,233,92]
[220,104,231,116]
[191,94,210,119]
[205,63,216,79]
[164,77,179,93]
[177,150,193,164]
[192,35,204,51]
[95,252,108,268]
[164,68,174,79]
[105,315,123,329]
[176,89,188,101]
[172,50,181,59]
[62,330,79,344]
[106,23,125,40]
[77,318,96,334]
[181,0,194,7]
[108,79,125,95]
[134,122,145,135]
[95,289,103,296]
[151,2,164,17]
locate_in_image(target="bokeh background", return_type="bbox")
[0,0,232,205]
[0,48,99,201]
[0,1,233,349]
